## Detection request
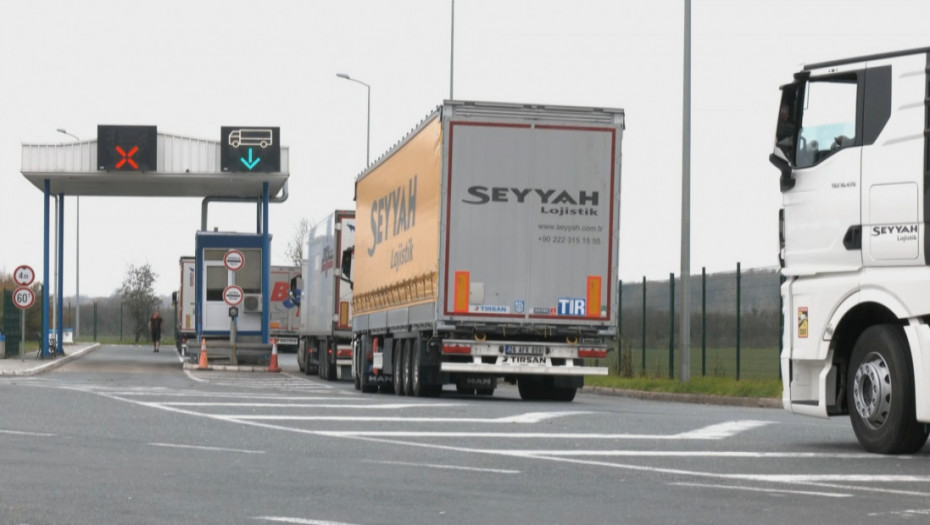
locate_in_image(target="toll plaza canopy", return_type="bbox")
[21,132,289,197]
[20,129,289,357]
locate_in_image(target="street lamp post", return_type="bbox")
[336,73,371,167]
[57,128,80,341]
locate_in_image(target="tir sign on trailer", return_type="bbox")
[97,125,157,171]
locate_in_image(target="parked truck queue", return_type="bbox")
[293,100,624,401]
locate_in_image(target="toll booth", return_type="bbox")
[196,232,266,338]
[192,231,275,365]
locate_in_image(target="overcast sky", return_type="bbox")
[2,0,929,298]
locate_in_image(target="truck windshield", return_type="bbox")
[795,75,858,168]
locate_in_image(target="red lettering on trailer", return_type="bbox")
[270,281,289,301]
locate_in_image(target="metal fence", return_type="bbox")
[612,265,781,380]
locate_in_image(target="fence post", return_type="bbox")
[702,266,706,377]
[669,272,675,380]
[736,262,741,381]
[642,276,646,375]
[618,280,622,376]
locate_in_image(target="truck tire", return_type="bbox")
[297,342,306,373]
[848,325,930,454]
[393,340,406,396]
[517,378,541,400]
[359,336,378,393]
[325,339,337,380]
[549,386,577,402]
[402,341,414,396]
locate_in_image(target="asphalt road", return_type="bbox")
[1,345,929,525]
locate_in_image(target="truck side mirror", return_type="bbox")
[770,153,795,192]
[341,247,354,289]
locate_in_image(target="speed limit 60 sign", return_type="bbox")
[13,286,35,310]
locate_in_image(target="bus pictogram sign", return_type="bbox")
[220,126,281,173]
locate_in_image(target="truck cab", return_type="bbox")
[773,48,930,453]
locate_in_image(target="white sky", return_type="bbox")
[1,0,928,298]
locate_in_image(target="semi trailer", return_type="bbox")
[350,100,623,401]
[297,210,355,380]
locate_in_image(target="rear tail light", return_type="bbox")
[578,348,607,359]
[443,344,472,355]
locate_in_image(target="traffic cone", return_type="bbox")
[268,338,281,373]
[198,338,209,369]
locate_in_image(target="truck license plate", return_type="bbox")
[504,345,544,356]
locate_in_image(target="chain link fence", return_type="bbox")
[612,265,781,380]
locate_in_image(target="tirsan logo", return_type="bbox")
[462,186,599,207]
[871,224,918,236]
[368,175,417,256]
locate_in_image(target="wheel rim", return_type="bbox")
[853,351,892,430]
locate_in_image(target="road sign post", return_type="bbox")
[223,285,244,366]
[13,285,35,362]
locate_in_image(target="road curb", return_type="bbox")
[181,363,274,372]
[0,343,101,377]
[582,385,783,409]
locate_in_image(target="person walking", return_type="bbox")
[148,311,163,352]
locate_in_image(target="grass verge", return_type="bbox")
[585,374,781,399]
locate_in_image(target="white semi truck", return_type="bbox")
[349,100,622,401]
[172,256,196,354]
[296,210,355,380]
[773,47,930,453]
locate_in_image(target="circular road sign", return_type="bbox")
[224,250,245,272]
[13,286,35,310]
[223,285,244,306]
[13,265,35,286]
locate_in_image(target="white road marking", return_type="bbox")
[160,402,466,409]
[495,450,882,459]
[255,517,359,525]
[670,482,851,498]
[674,420,772,439]
[869,509,930,518]
[215,412,587,423]
[149,442,266,454]
[60,385,930,500]
[0,429,55,437]
[364,459,520,474]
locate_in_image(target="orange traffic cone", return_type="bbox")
[268,338,281,373]
[198,338,209,369]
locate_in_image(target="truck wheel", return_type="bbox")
[476,388,495,397]
[402,341,414,396]
[359,336,378,393]
[848,325,930,454]
[549,386,577,402]
[518,378,540,400]
[297,343,306,373]
[393,341,406,396]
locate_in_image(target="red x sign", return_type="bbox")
[115,145,139,169]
